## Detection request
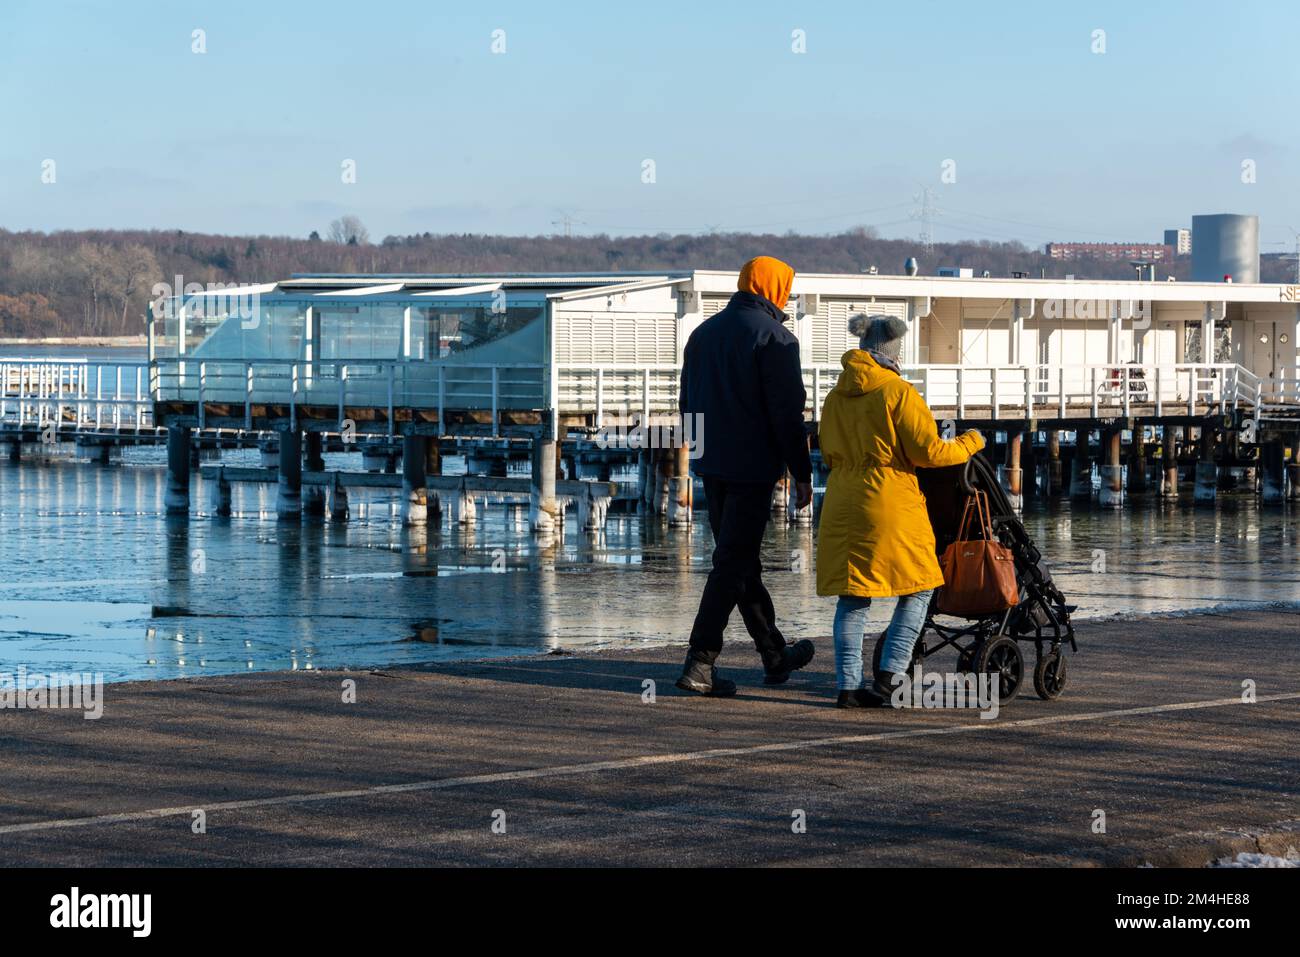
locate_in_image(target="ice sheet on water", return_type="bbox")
[1214,851,1300,868]
[6,450,1300,681]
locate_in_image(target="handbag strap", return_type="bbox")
[955,494,979,541]
[955,490,994,542]
[973,490,994,539]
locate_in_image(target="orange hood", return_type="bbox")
[737,256,795,311]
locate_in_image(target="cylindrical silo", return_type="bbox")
[1191,214,1259,283]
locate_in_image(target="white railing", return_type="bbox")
[569,361,1258,421]
[1258,367,1300,408]
[0,360,152,432]
[555,363,681,426]
[567,361,1258,422]
[807,363,1258,420]
[1,358,1275,437]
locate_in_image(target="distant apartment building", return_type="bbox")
[1045,242,1174,262]
[1164,228,1192,256]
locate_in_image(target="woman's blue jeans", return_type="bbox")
[832,590,934,690]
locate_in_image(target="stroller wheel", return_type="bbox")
[1033,650,1069,700]
[973,637,1023,704]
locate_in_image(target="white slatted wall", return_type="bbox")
[702,295,797,333]
[703,295,908,363]
[554,311,677,364]
[812,299,908,364]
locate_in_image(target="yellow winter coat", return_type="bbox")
[816,350,985,598]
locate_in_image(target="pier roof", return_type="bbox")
[272,270,1299,307]
[281,272,687,294]
[688,270,1300,305]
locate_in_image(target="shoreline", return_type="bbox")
[336,598,1300,676]
[1,607,1296,865]
[34,600,1299,687]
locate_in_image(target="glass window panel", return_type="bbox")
[174,294,308,360]
[441,305,542,354]
[265,303,304,359]
[316,302,403,360]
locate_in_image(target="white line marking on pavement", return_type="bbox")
[1,692,1296,836]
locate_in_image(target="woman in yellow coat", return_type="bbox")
[816,315,984,707]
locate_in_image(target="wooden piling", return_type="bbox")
[208,466,232,517]
[1261,442,1286,503]
[304,432,324,468]
[276,429,302,519]
[529,432,560,532]
[577,483,611,534]
[453,479,477,525]
[1128,427,1149,493]
[654,445,671,517]
[640,447,659,516]
[1001,431,1023,509]
[1162,426,1180,499]
[165,425,191,515]
[400,435,428,526]
[1028,433,1048,498]
[1193,424,1218,504]
[426,440,442,522]
[329,473,350,521]
[1021,430,1040,497]
[303,432,327,516]
[1099,428,1123,508]
[1070,429,1093,500]
[1047,430,1062,495]
[667,431,693,528]
[636,432,653,517]
[560,443,576,484]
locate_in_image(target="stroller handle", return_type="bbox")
[960,458,978,495]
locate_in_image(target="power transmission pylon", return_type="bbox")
[551,211,585,238]
[911,187,939,255]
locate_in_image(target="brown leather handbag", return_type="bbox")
[936,491,1019,617]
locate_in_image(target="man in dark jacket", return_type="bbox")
[676,255,815,696]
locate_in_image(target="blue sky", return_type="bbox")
[2,0,1297,249]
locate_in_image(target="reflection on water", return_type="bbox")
[2,447,1299,682]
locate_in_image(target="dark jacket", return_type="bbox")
[680,290,812,484]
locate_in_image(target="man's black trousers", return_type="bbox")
[687,476,787,668]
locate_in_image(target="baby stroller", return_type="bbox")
[870,453,1077,702]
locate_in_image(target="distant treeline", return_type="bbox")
[0,225,1291,338]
